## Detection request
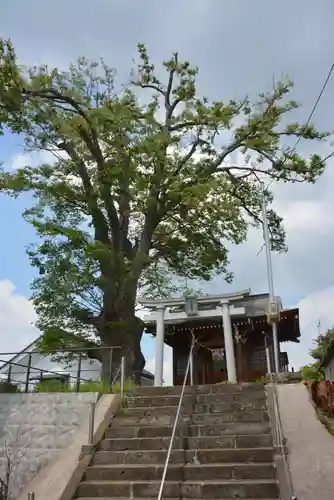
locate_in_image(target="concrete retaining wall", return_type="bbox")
[0,392,98,499]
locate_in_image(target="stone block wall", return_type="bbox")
[0,392,98,499]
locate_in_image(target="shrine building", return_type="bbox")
[138,289,300,387]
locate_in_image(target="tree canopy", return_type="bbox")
[310,327,334,361]
[0,39,330,380]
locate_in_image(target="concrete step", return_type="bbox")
[106,421,271,439]
[127,382,265,397]
[77,496,276,500]
[112,409,269,426]
[76,498,277,500]
[124,391,266,408]
[77,478,279,498]
[121,401,267,415]
[92,447,275,465]
[98,434,273,451]
[84,462,276,482]
[78,498,277,500]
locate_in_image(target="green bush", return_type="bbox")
[0,381,20,393]
[301,362,324,381]
[35,379,71,392]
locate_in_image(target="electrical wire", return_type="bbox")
[281,63,334,167]
[255,64,334,256]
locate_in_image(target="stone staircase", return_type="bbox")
[75,383,279,499]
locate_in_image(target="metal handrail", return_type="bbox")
[87,355,126,445]
[88,401,96,445]
[268,372,297,500]
[109,355,126,396]
[0,345,122,393]
[0,345,122,357]
[157,337,195,500]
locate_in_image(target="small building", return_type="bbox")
[139,289,300,386]
[0,338,154,391]
[321,342,334,381]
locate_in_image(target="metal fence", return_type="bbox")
[0,346,122,393]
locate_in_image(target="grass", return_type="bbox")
[316,408,334,437]
[33,378,137,394]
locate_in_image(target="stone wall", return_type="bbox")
[0,392,98,499]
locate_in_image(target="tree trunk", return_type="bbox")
[99,314,146,388]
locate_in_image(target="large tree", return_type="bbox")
[0,40,330,382]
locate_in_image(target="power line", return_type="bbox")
[253,64,334,258]
[262,64,334,194]
[282,63,334,165]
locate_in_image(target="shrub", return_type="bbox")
[301,363,324,381]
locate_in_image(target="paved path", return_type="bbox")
[277,383,334,500]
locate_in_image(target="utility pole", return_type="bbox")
[261,184,280,374]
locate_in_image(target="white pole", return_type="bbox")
[221,302,237,383]
[261,185,280,374]
[264,333,272,375]
[154,307,165,387]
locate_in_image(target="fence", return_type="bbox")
[0,346,122,393]
[304,380,334,417]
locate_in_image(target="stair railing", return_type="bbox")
[109,355,126,395]
[268,371,297,500]
[157,333,196,500]
[87,355,126,446]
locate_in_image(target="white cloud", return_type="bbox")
[285,287,334,370]
[10,151,57,171]
[0,280,39,360]
[298,287,334,332]
[277,200,331,234]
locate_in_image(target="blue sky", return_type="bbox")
[1,0,334,382]
[0,133,37,295]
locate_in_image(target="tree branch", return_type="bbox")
[58,141,114,246]
[118,154,134,257]
[24,87,104,161]
[165,53,178,119]
[169,120,207,132]
[171,134,202,178]
[24,86,121,244]
[131,82,165,98]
